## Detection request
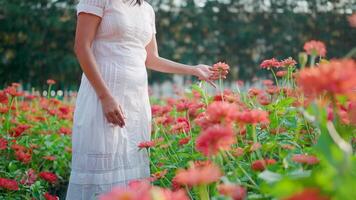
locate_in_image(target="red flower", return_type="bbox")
[196,125,235,157]
[138,141,155,149]
[297,59,356,97]
[251,159,276,171]
[0,91,8,104]
[15,150,32,164]
[0,138,8,150]
[284,188,330,200]
[174,163,222,186]
[218,184,246,200]
[0,177,19,191]
[292,154,319,165]
[260,58,282,69]
[39,172,57,184]
[303,40,327,57]
[179,137,191,146]
[59,127,72,135]
[9,124,30,137]
[43,192,59,200]
[171,117,190,134]
[46,79,56,85]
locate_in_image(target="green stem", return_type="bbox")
[197,185,209,200]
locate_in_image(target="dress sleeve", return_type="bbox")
[76,0,107,18]
[150,6,157,34]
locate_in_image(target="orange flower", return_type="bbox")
[205,101,237,125]
[303,40,327,57]
[297,59,356,98]
[174,163,222,186]
[44,192,59,200]
[218,184,246,200]
[196,125,235,157]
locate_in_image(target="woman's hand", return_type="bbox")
[100,95,126,127]
[193,64,217,87]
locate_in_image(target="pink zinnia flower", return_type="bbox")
[196,125,235,157]
[303,40,327,57]
[260,58,282,69]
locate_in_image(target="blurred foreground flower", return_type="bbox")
[297,59,356,98]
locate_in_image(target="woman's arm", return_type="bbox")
[145,35,216,87]
[74,13,125,127]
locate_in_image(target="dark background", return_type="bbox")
[0,0,355,90]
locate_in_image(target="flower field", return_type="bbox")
[1,42,356,200]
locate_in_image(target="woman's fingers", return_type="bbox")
[114,109,125,127]
[109,111,121,126]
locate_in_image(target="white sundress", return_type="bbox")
[66,0,155,199]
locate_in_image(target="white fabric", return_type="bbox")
[66,0,156,199]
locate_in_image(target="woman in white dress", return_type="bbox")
[66,0,216,199]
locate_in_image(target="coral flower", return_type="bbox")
[179,137,191,146]
[235,109,270,125]
[20,169,37,185]
[292,154,319,165]
[0,177,19,191]
[196,125,235,157]
[211,62,230,80]
[59,127,72,135]
[205,101,237,125]
[100,180,151,200]
[15,150,32,164]
[260,58,282,69]
[218,184,246,200]
[297,59,356,98]
[174,163,222,186]
[171,117,190,133]
[39,172,58,184]
[348,13,356,28]
[138,141,155,149]
[303,40,327,57]
[284,188,330,200]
